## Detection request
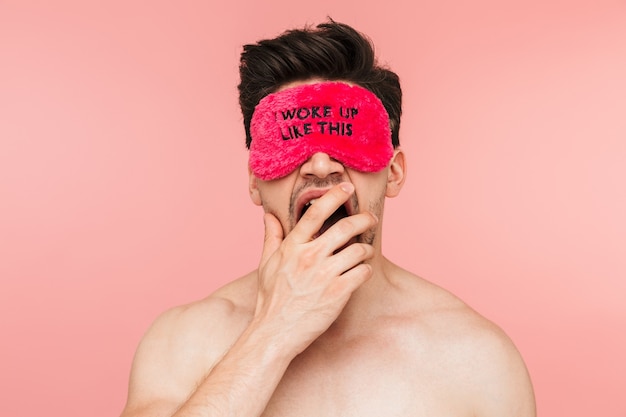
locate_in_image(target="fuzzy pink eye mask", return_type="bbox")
[249,82,393,180]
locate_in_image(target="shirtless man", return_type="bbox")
[120,20,536,417]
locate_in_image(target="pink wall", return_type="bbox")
[1,1,624,416]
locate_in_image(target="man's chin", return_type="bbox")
[359,229,377,246]
[337,231,379,254]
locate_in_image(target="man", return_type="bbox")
[120,20,536,417]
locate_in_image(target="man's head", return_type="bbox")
[241,20,406,246]
[238,19,402,151]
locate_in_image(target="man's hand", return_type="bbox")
[254,182,378,354]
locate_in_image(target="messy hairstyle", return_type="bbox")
[238,19,402,149]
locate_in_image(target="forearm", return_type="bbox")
[172,319,295,417]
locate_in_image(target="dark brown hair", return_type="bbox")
[238,19,402,149]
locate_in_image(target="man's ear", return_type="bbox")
[385,149,407,198]
[249,168,263,206]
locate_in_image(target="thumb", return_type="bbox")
[259,212,284,268]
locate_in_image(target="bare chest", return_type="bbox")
[261,339,469,417]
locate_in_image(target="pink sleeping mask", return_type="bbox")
[249,81,393,180]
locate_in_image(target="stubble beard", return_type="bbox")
[360,194,384,245]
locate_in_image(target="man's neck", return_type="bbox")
[323,255,400,338]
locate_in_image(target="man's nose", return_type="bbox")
[299,152,345,179]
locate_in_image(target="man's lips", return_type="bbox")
[294,188,354,223]
[295,189,329,222]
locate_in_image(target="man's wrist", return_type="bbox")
[229,318,295,369]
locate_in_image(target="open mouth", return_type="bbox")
[300,200,351,239]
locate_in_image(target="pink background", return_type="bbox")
[1,1,625,416]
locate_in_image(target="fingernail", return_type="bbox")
[340,182,354,193]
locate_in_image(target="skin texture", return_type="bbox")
[120,85,536,417]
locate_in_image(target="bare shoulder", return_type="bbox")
[389,266,536,416]
[121,272,258,417]
[445,305,536,417]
